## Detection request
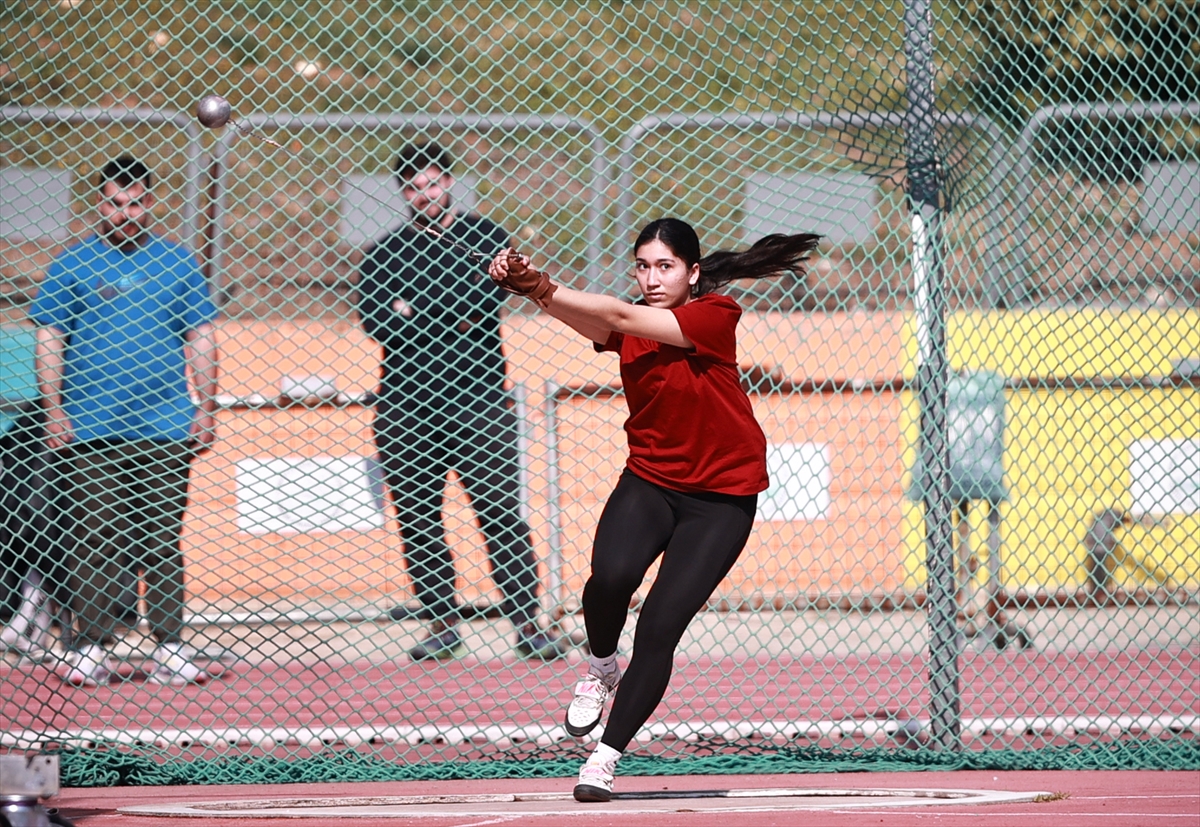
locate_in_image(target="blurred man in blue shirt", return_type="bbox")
[31,155,219,687]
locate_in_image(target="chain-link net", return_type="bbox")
[1,1,1197,785]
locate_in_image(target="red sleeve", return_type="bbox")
[595,330,624,353]
[670,294,741,362]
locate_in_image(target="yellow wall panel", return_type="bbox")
[946,309,1200,378]
[903,308,1200,596]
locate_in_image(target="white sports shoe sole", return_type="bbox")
[149,644,210,685]
[63,645,112,687]
[574,762,615,802]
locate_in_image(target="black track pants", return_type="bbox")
[375,403,540,628]
[583,469,757,752]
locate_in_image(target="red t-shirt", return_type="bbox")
[597,293,769,496]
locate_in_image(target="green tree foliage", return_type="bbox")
[968,0,1199,181]
[970,0,1199,120]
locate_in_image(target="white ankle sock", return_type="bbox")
[589,742,622,769]
[589,652,620,682]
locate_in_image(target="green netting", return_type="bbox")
[51,741,1200,788]
[2,0,1197,788]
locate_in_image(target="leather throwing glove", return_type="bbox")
[493,250,557,308]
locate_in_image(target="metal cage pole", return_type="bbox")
[542,380,564,608]
[904,0,960,750]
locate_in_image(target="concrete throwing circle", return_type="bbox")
[121,786,1053,818]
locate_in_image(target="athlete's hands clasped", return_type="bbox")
[488,248,557,308]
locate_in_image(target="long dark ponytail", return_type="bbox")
[634,218,821,298]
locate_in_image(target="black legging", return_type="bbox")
[584,469,757,752]
[375,401,540,628]
[0,409,72,621]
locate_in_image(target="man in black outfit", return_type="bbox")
[357,141,566,661]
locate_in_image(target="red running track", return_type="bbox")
[4,647,1195,759]
[44,770,1200,827]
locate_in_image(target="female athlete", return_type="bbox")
[489,218,819,802]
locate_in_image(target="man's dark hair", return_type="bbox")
[97,155,153,190]
[393,141,453,187]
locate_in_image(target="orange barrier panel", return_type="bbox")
[181,313,909,612]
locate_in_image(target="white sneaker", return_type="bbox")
[4,616,53,662]
[0,623,20,649]
[574,744,621,802]
[565,674,618,737]
[1,585,52,658]
[0,622,41,654]
[63,643,112,687]
[149,642,209,686]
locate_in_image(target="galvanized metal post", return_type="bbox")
[904,0,961,750]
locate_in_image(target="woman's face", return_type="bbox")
[634,238,699,308]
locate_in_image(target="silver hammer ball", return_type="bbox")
[196,95,232,129]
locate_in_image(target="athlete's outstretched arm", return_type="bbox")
[545,284,692,349]
[534,285,614,345]
[489,251,692,349]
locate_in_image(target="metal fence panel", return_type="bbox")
[1,0,1196,785]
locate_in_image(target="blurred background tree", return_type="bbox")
[968,0,1199,180]
[970,0,1198,116]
